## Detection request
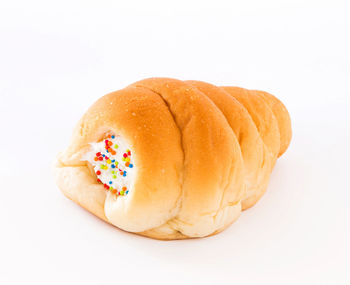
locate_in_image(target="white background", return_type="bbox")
[1,0,349,284]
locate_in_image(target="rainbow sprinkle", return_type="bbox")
[89,134,134,197]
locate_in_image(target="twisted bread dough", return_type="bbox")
[54,78,291,239]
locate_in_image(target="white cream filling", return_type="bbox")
[82,135,135,197]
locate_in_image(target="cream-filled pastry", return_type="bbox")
[54,77,292,240]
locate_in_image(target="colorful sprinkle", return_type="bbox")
[90,135,134,197]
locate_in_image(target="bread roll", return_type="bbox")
[54,77,292,240]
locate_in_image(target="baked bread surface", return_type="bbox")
[54,78,292,240]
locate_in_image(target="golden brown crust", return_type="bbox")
[221,87,281,162]
[54,78,292,240]
[252,90,292,157]
[131,78,245,237]
[185,81,271,210]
